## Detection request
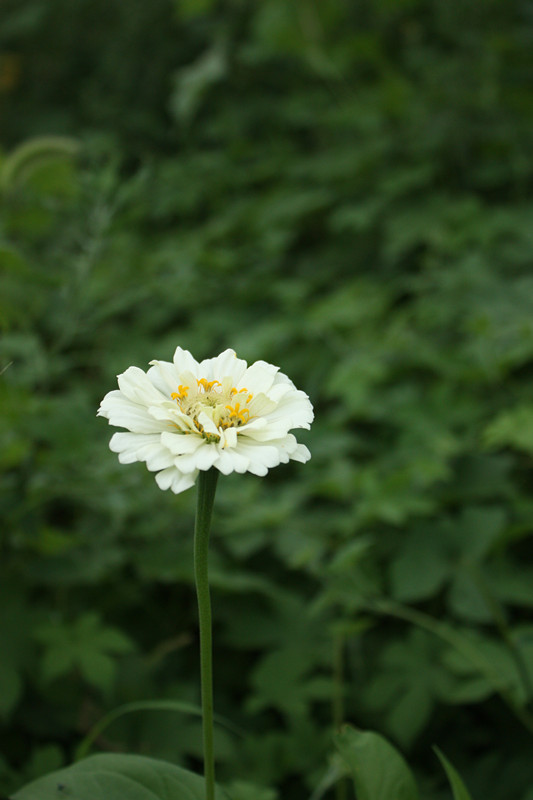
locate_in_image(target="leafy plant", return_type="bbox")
[2,0,533,797]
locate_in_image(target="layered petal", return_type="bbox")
[200,348,248,385]
[147,360,181,396]
[263,388,314,430]
[99,347,313,493]
[238,360,279,395]
[98,392,168,433]
[172,346,201,377]
[109,433,174,471]
[155,467,198,493]
[117,366,168,406]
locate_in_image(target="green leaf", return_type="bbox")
[364,629,447,746]
[248,647,315,716]
[225,781,278,800]
[390,528,451,603]
[0,136,79,192]
[434,748,475,800]
[335,726,420,800]
[12,753,225,800]
[447,572,492,623]
[484,405,533,455]
[35,613,134,693]
[15,746,64,787]
[77,649,115,692]
[454,506,507,560]
[169,42,227,124]
[178,0,217,18]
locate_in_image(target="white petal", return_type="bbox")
[266,382,293,403]
[98,391,166,433]
[243,459,269,477]
[247,393,277,418]
[184,444,219,471]
[264,389,314,430]
[155,467,198,493]
[238,417,268,433]
[171,469,198,492]
[110,433,174,471]
[154,466,175,490]
[234,440,284,470]
[213,448,250,475]
[290,443,311,463]
[148,404,196,432]
[172,347,201,378]
[145,449,176,471]
[175,444,219,473]
[201,349,248,384]
[220,427,238,448]
[197,411,220,436]
[147,360,181,395]
[117,366,168,406]
[160,431,204,455]
[238,360,279,395]
[271,371,293,387]
[238,423,292,442]
[234,434,307,475]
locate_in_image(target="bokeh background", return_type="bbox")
[2,1,533,798]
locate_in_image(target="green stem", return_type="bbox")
[194,469,219,800]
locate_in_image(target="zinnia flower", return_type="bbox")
[98,347,313,494]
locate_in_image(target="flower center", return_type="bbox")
[171,378,254,439]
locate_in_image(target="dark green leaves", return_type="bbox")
[35,613,134,694]
[4,1,533,798]
[12,754,222,800]
[335,727,420,800]
[336,728,476,800]
[434,749,475,800]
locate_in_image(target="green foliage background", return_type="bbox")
[2,0,533,797]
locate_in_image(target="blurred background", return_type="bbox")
[2,0,533,797]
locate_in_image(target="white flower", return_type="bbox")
[98,347,313,494]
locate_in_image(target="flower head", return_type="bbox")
[98,347,313,493]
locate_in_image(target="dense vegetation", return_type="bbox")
[2,0,533,797]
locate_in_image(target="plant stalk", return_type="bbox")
[194,468,219,800]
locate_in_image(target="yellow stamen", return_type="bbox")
[225,402,250,424]
[197,378,221,392]
[171,384,189,401]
